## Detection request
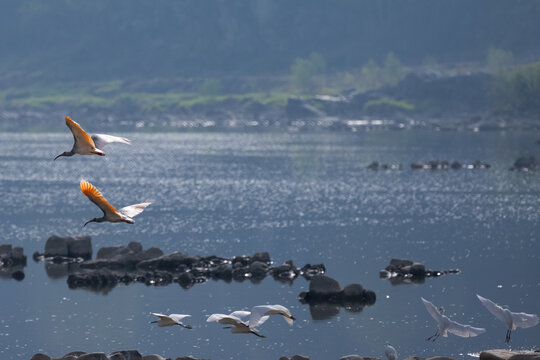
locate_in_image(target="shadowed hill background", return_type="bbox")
[1,0,540,83]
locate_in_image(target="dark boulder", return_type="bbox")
[511,156,540,171]
[109,350,143,360]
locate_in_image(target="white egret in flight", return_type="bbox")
[54,116,130,160]
[476,294,539,343]
[385,343,398,360]
[248,304,296,328]
[80,179,151,226]
[207,310,268,338]
[150,313,192,329]
[421,297,486,341]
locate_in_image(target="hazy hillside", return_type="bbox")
[1,0,540,83]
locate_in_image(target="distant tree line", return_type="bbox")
[1,0,540,83]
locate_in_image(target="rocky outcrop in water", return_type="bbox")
[379,258,459,285]
[410,160,490,170]
[510,156,540,171]
[479,349,540,360]
[367,162,403,171]
[35,237,324,292]
[298,275,376,320]
[0,244,26,281]
[279,356,310,360]
[40,234,93,260]
[31,351,209,360]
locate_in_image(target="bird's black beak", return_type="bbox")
[53,152,65,161]
[184,325,193,329]
[83,218,96,227]
[290,315,296,320]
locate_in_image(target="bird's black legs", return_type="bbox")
[427,328,440,342]
[251,330,266,338]
[505,329,511,343]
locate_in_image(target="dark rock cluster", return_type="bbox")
[510,156,540,171]
[410,160,490,170]
[0,244,26,281]
[36,235,325,293]
[379,258,459,285]
[31,350,207,360]
[298,275,376,320]
[367,162,403,171]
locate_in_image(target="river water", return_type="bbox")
[0,130,538,359]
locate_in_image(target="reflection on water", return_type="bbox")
[0,131,539,359]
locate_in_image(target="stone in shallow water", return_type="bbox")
[77,353,109,360]
[109,350,143,360]
[142,355,167,360]
[480,350,540,360]
[30,354,51,360]
[309,275,341,294]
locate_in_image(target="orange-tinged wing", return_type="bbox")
[80,179,118,216]
[65,116,96,148]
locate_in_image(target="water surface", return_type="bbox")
[0,131,538,359]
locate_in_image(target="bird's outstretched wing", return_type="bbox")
[476,295,508,324]
[207,314,243,325]
[447,321,486,338]
[249,305,272,330]
[118,202,152,218]
[91,134,131,150]
[65,116,95,148]
[511,312,539,329]
[229,311,251,320]
[421,297,445,323]
[150,312,169,321]
[80,179,118,216]
[169,314,191,322]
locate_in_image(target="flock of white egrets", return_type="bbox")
[54,116,538,356]
[383,295,538,360]
[150,304,296,338]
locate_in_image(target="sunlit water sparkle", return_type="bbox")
[0,131,538,359]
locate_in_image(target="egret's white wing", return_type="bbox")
[511,312,539,329]
[118,202,152,218]
[65,116,95,148]
[207,313,227,323]
[421,297,445,324]
[91,134,131,150]
[229,311,251,320]
[249,305,274,330]
[447,320,486,338]
[248,315,270,329]
[150,312,169,320]
[207,314,244,326]
[476,295,508,324]
[169,314,191,322]
[384,344,398,360]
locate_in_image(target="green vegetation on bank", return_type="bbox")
[2,48,540,118]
